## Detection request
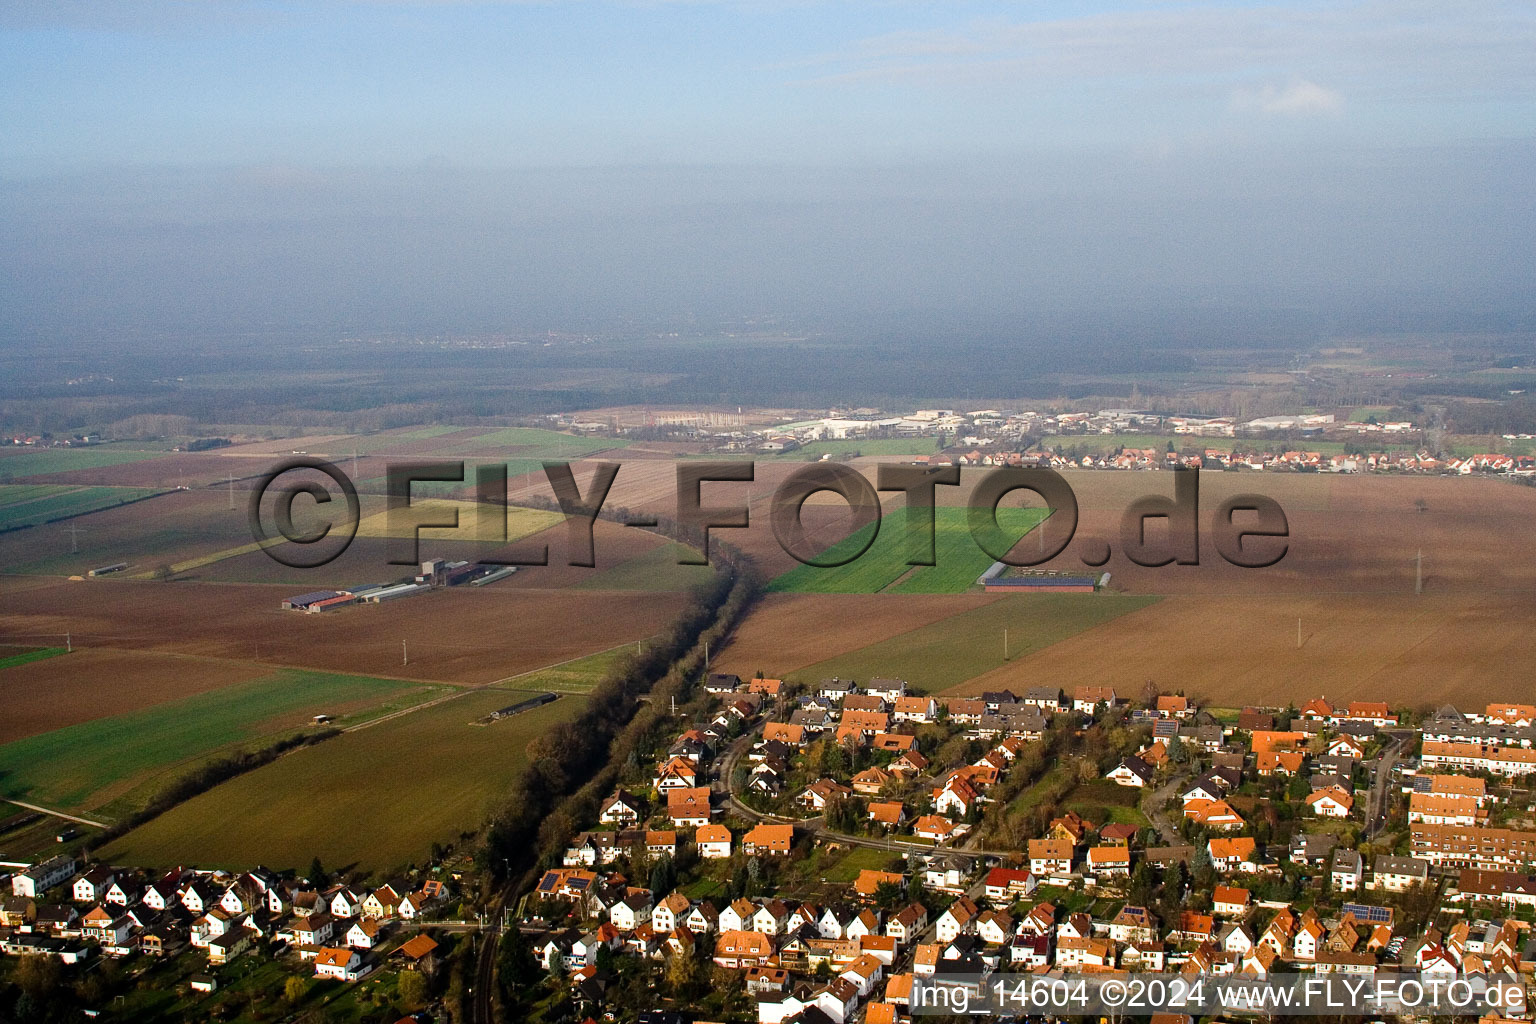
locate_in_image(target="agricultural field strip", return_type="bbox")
[765,506,1046,594]
[0,669,440,813]
[1,798,107,829]
[0,646,68,670]
[0,484,76,505]
[101,687,589,871]
[341,633,664,731]
[0,447,169,477]
[785,593,1159,692]
[0,484,165,530]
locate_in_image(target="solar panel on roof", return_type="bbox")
[1411,776,1433,793]
[1340,903,1393,923]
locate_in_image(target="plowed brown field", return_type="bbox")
[0,575,686,685]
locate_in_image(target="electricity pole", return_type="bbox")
[1003,628,1009,660]
[64,523,85,553]
[402,640,409,666]
[1415,550,1423,596]
[228,473,235,510]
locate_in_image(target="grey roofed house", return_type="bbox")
[1144,846,1196,866]
[1022,687,1065,709]
[1331,848,1363,874]
[1311,771,1353,794]
[1373,855,1429,883]
[789,708,833,730]
[705,672,742,693]
[818,677,856,695]
[1337,720,1379,739]
[969,715,1010,738]
[1290,832,1338,864]
[1425,720,1536,745]
[865,677,908,698]
[1112,755,1155,784]
[1207,766,1243,789]
[1000,706,1049,735]
[979,690,1019,710]
[1178,723,1225,750]
[1433,704,1465,724]
[1317,754,1356,775]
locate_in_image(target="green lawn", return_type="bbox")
[0,447,167,478]
[0,484,162,530]
[0,646,68,670]
[0,670,430,813]
[766,506,1046,594]
[821,845,903,883]
[791,593,1159,692]
[1064,779,1150,827]
[103,689,587,872]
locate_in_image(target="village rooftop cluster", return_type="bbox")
[518,674,1536,1024]
[2,858,456,999]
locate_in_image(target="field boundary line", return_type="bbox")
[3,799,108,829]
[480,632,666,689]
[343,633,661,732]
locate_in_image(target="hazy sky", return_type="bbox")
[2,1,1533,335]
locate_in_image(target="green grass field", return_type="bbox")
[0,646,68,670]
[0,484,162,530]
[1349,407,1395,423]
[790,593,1159,691]
[0,447,167,478]
[102,689,586,872]
[1063,779,1149,827]
[766,506,1046,594]
[821,845,902,883]
[492,645,628,693]
[0,670,431,813]
[575,541,716,591]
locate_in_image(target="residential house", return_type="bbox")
[696,823,733,859]
[714,930,775,968]
[1208,837,1259,873]
[1371,855,1430,892]
[1212,885,1251,917]
[743,823,795,856]
[1028,839,1073,877]
[666,787,712,827]
[313,946,365,982]
[1331,849,1363,893]
[599,790,644,826]
[1107,755,1155,788]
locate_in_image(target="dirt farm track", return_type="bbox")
[0,575,688,686]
